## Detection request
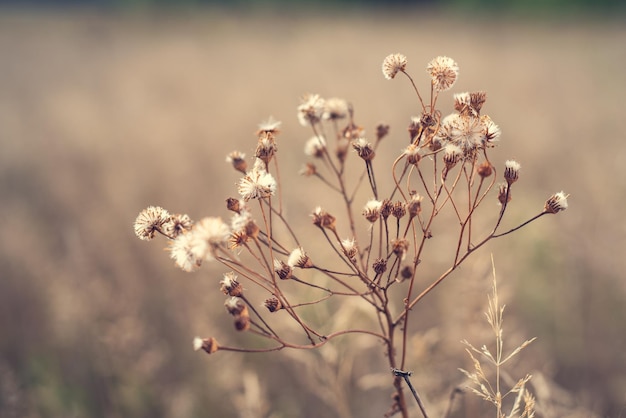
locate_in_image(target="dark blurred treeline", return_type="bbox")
[2,0,625,14]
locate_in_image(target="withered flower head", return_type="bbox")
[482,115,501,143]
[255,132,277,165]
[544,191,569,214]
[257,116,282,135]
[299,162,317,176]
[427,56,459,92]
[234,315,250,332]
[323,97,349,121]
[408,116,422,143]
[162,213,193,238]
[273,259,293,280]
[264,297,283,312]
[373,258,387,275]
[406,194,423,217]
[193,337,219,354]
[376,123,390,141]
[404,143,422,165]
[304,135,327,158]
[226,197,242,213]
[237,163,277,201]
[477,161,493,178]
[392,238,410,261]
[352,138,375,161]
[443,144,463,168]
[497,183,511,206]
[134,206,170,241]
[382,53,407,80]
[311,206,336,230]
[189,216,231,262]
[380,199,393,219]
[169,231,202,272]
[470,91,487,114]
[392,201,406,219]
[298,93,325,126]
[220,272,243,297]
[504,160,521,185]
[288,247,313,269]
[224,296,247,316]
[453,92,471,114]
[226,151,248,174]
[400,265,414,281]
[341,237,358,261]
[363,199,382,223]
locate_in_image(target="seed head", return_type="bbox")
[304,135,327,158]
[352,138,375,161]
[392,201,406,219]
[504,160,521,185]
[544,191,569,214]
[264,297,283,312]
[311,207,336,230]
[225,296,247,316]
[162,213,193,238]
[226,197,242,213]
[405,144,422,165]
[297,93,325,126]
[376,123,390,141]
[193,337,219,354]
[220,272,243,297]
[134,206,170,241]
[497,183,511,206]
[323,97,349,121]
[382,53,407,80]
[363,199,382,223]
[443,144,463,169]
[427,56,459,92]
[237,164,277,201]
[341,238,358,261]
[255,132,277,165]
[169,231,202,272]
[234,315,250,332]
[257,116,282,135]
[288,247,313,269]
[392,238,410,261]
[380,199,393,220]
[408,116,422,143]
[226,151,248,174]
[189,217,231,262]
[406,194,423,217]
[274,259,293,280]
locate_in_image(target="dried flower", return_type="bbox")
[404,143,421,165]
[297,93,325,126]
[134,206,170,241]
[363,199,382,223]
[237,164,277,201]
[264,297,283,312]
[504,160,521,185]
[408,116,422,143]
[373,258,387,274]
[497,183,511,206]
[477,161,493,178]
[352,138,375,161]
[392,201,406,219]
[299,162,317,176]
[274,259,293,280]
[288,247,313,269]
[189,217,231,262]
[226,151,248,174]
[544,191,569,214]
[323,97,349,121]
[234,315,250,331]
[226,197,242,213]
[381,199,393,219]
[255,132,277,165]
[341,238,358,261]
[304,135,327,158]
[443,144,463,169]
[382,53,407,80]
[427,56,459,92]
[220,272,243,297]
[311,207,336,230]
[406,194,423,217]
[257,116,282,135]
[162,213,193,238]
[225,296,246,316]
[169,231,202,272]
[376,123,390,141]
[392,238,410,261]
[193,337,219,354]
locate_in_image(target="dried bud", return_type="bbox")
[226,197,242,213]
[408,117,422,143]
[264,297,283,312]
[288,247,313,269]
[376,123,390,141]
[392,238,410,261]
[311,207,336,230]
[392,201,406,219]
[274,259,293,280]
[544,191,569,214]
[380,199,393,220]
[300,162,317,176]
[373,258,387,275]
[226,151,248,174]
[497,183,511,206]
[363,199,382,223]
[400,265,414,281]
[234,315,250,332]
[255,132,277,165]
[225,297,247,316]
[405,144,422,165]
[352,138,375,161]
[220,272,243,297]
[406,194,423,217]
[504,160,521,185]
[443,144,463,169]
[341,238,358,261]
[193,337,219,354]
[477,161,493,178]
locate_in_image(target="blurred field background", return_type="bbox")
[1,1,625,417]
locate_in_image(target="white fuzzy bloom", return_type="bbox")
[297,94,325,126]
[237,164,277,201]
[304,135,327,158]
[189,217,231,262]
[382,53,407,80]
[170,231,202,272]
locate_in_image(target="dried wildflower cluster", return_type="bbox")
[133,54,568,418]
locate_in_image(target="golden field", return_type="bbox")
[0,8,625,417]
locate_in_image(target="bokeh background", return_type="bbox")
[1,1,625,417]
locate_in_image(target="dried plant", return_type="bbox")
[133,53,568,417]
[459,258,537,418]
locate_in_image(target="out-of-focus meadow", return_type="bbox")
[1,6,625,417]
